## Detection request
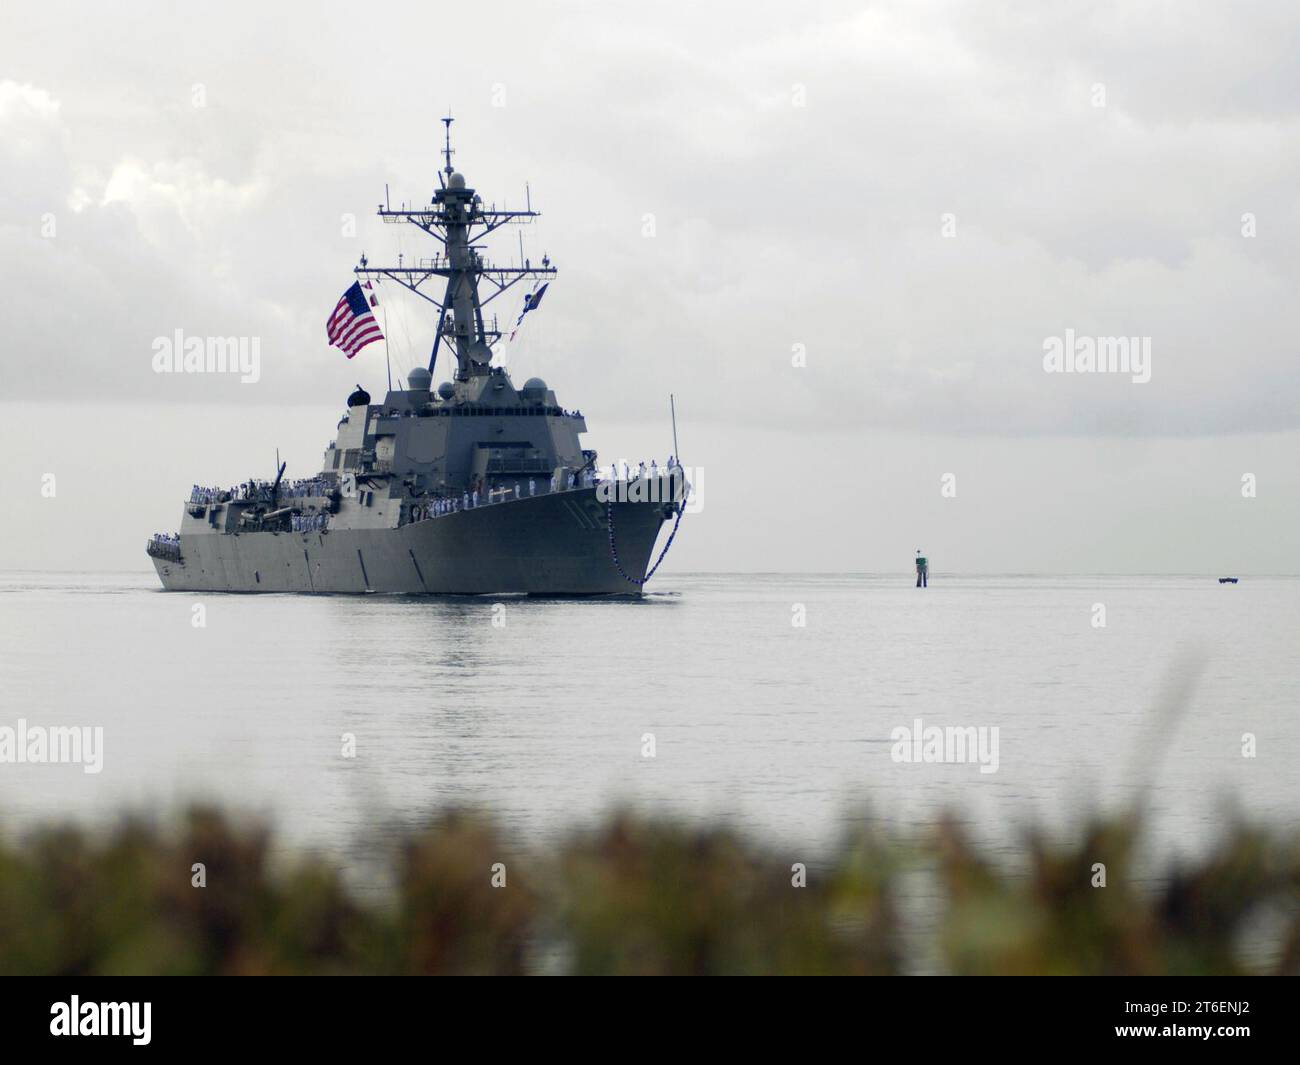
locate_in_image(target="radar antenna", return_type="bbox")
[441,114,455,176]
[353,117,557,382]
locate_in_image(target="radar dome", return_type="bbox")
[449,172,466,189]
[437,381,456,401]
[407,367,432,391]
[523,377,548,394]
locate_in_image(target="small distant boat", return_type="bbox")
[1218,577,1239,584]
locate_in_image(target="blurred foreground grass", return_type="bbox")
[0,808,1295,975]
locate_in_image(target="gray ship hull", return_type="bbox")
[151,488,672,595]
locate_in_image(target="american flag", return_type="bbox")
[326,281,384,358]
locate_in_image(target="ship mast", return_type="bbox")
[354,115,557,382]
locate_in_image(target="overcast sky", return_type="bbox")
[3,1,1298,573]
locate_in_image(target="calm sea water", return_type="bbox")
[1,571,1296,871]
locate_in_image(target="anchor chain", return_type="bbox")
[607,497,686,586]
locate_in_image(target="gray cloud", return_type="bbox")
[2,0,1297,439]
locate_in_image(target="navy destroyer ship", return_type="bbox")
[148,120,686,594]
